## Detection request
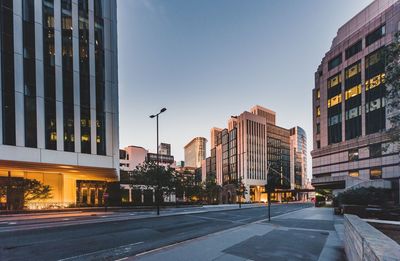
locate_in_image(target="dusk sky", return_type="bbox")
[117,0,372,178]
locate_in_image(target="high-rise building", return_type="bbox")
[120,146,148,171]
[184,137,207,168]
[290,126,307,190]
[311,0,400,200]
[0,0,119,208]
[205,105,296,203]
[158,143,171,156]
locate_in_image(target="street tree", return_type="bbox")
[234,176,247,208]
[203,174,221,204]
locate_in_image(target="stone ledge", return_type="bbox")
[344,214,400,261]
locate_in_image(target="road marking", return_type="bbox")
[129,213,136,216]
[62,218,70,221]
[8,222,17,225]
[58,241,144,261]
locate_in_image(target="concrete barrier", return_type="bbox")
[344,214,400,261]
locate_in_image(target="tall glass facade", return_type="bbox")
[78,0,91,154]
[62,0,74,152]
[327,73,342,144]
[43,0,57,150]
[1,0,16,146]
[94,0,106,155]
[345,61,362,140]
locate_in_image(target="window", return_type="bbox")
[316,123,320,134]
[369,144,382,157]
[345,106,361,120]
[328,114,341,126]
[345,85,361,100]
[365,50,383,68]
[370,168,382,179]
[328,94,342,108]
[366,73,385,91]
[366,25,385,46]
[366,98,385,113]
[345,63,361,79]
[345,40,362,59]
[316,89,320,99]
[316,107,320,117]
[316,140,321,149]
[328,54,342,70]
[328,74,341,88]
[348,149,359,161]
[349,170,359,177]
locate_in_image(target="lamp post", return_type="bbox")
[150,108,167,216]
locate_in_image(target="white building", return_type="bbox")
[0,0,119,208]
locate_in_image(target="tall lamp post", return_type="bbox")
[150,108,167,216]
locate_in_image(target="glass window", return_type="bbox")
[328,94,342,108]
[370,168,382,179]
[316,123,320,134]
[328,74,341,88]
[328,54,342,70]
[345,62,361,79]
[345,40,362,60]
[349,170,359,177]
[316,106,320,117]
[366,25,385,46]
[316,89,320,99]
[366,73,385,91]
[345,106,361,120]
[316,140,321,149]
[348,149,359,161]
[345,85,361,100]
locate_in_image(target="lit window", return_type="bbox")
[349,170,359,177]
[370,168,382,179]
[316,107,321,117]
[81,134,89,142]
[345,85,361,100]
[328,74,341,88]
[316,89,320,99]
[345,63,361,79]
[50,132,57,141]
[366,73,385,90]
[328,94,342,108]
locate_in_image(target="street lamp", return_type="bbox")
[150,107,167,216]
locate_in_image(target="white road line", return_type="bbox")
[8,222,17,225]
[58,241,144,261]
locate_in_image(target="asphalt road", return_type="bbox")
[0,203,311,261]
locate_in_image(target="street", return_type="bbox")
[0,203,311,261]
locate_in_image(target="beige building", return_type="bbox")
[184,137,207,168]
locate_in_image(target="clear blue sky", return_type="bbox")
[117,0,372,178]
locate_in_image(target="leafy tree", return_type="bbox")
[203,174,221,204]
[234,176,247,208]
[385,32,400,144]
[0,178,52,210]
[335,187,391,206]
[131,161,176,206]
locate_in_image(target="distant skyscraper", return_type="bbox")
[290,127,307,190]
[0,0,119,208]
[184,137,207,168]
[312,0,400,201]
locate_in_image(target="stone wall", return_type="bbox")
[344,214,400,261]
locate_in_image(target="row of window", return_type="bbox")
[328,24,386,71]
[348,168,382,180]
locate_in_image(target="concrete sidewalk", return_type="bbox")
[133,207,345,261]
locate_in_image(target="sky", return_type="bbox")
[117,0,373,178]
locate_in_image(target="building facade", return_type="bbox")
[0,0,119,208]
[290,126,307,189]
[311,0,400,200]
[120,146,148,171]
[204,105,296,203]
[158,143,171,156]
[184,137,207,168]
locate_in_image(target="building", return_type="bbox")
[120,146,148,171]
[290,126,308,189]
[311,0,400,201]
[205,105,297,203]
[158,143,171,156]
[0,0,119,208]
[184,137,207,168]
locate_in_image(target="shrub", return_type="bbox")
[335,187,391,206]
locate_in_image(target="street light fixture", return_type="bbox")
[149,108,167,216]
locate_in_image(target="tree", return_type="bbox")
[234,176,247,208]
[385,32,400,144]
[203,174,221,204]
[131,161,176,208]
[0,178,52,210]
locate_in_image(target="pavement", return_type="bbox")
[133,207,345,261]
[0,203,312,261]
